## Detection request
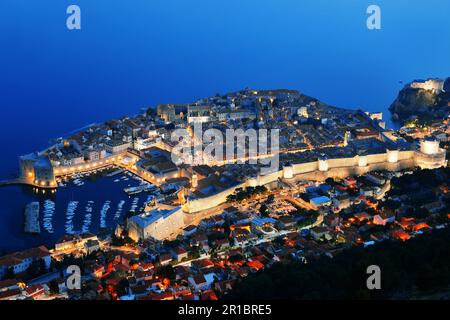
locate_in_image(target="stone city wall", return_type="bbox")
[185,150,422,213]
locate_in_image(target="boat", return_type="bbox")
[42,200,56,233]
[124,184,157,195]
[107,169,124,177]
[129,197,140,212]
[65,201,79,234]
[82,201,94,233]
[113,200,126,220]
[99,200,111,229]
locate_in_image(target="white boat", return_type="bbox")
[65,201,79,234]
[129,197,140,212]
[42,200,56,233]
[114,200,126,220]
[124,184,157,195]
[99,200,111,228]
[82,201,94,233]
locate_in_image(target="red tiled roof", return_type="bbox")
[141,263,154,271]
[180,293,197,300]
[25,284,44,296]
[146,291,174,300]
[247,260,264,271]
[201,290,218,300]
[215,238,230,246]
[159,253,172,262]
[192,274,207,285]
[191,259,214,270]
[173,247,188,255]
[392,230,411,241]
[0,279,18,289]
[0,246,50,267]
[0,289,22,300]
[412,223,431,232]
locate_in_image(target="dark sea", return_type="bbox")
[1,0,449,253]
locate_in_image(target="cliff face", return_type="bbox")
[389,88,438,119]
[445,77,450,92]
[389,78,450,123]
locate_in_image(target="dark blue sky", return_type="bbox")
[0,0,449,176]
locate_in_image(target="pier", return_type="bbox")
[0,178,27,187]
[0,178,56,189]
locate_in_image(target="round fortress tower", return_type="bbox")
[318,156,329,172]
[420,137,440,155]
[416,137,447,169]
[283,164,294,179]
[19,153,57,188]
[386,149,399,163]
[357,155,368,167]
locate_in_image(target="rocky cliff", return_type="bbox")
[445,77,450,92]
[389,77,450,123]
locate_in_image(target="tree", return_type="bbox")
[48,279,60,295]
[266,194,275,204]
[116,278,130,297]
[156,265,176,280]
[259,204,269,216]
[4,267,15,280]
[226,228,450,300]
[188,248,201,260]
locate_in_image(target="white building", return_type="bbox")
[0,246,51,278]
[128,204,184,241]
[105,140,131,154]
[409,79,445,94]
[297,106,308,118]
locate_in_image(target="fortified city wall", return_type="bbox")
[185,147,446,214]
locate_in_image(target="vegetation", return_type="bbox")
[389,80,450,124]
[384,168,450,219]
[297,211,320,229]
[48,279,60,295]
[52,254,86,274]
[156,265,176,280]
[226,186,268,202]
[226,228,450,300]
[110,233,135,247]
[188,247,201,260]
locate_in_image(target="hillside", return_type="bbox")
[389,78,450,124]
[225,227,450,300]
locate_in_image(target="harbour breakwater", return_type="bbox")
[0,178,28,188]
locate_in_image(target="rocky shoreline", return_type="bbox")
[389,78,450,125]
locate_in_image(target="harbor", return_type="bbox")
[1,167,157,253]
[124,183,158,195]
